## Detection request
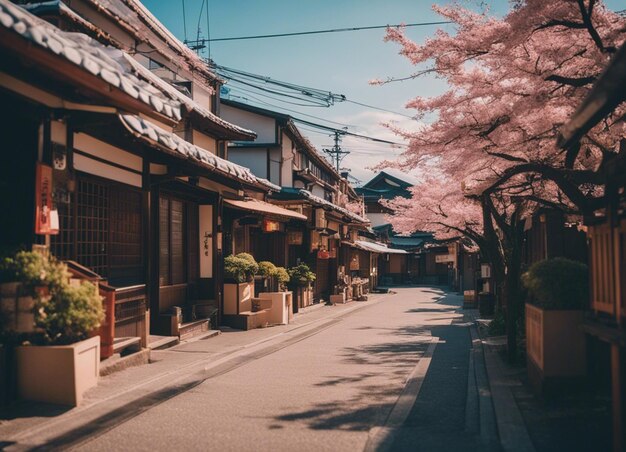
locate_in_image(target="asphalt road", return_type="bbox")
[74,287,469,452]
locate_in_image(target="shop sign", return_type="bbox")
[263,219,281,233]
[35,163,58,235]
[287,230,303,245]
[435,254,454,263]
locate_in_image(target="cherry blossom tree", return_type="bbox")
[379,0,626,359]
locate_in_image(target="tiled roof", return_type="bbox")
[118,114,276,191]
[83,0,220,83]
[121,55,256,139]
[0,0,182,121]
[298,190,369,224]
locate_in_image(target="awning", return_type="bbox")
[224,198,307,221]
[353,240,407,254]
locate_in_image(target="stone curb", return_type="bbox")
[475,317,536,452]
[364,338,437,452]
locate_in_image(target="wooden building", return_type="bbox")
[219,99,370,302]
[0,1,278,349]
[557,42,626,452]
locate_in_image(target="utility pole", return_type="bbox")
[323,130,350,172]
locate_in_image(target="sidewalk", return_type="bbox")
[0,296,385,450]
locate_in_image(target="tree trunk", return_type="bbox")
[503,218,525,363]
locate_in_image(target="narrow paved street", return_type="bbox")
[58,287,479,451]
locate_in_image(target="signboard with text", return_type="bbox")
[435,254,454,264]
[35,163,58,235]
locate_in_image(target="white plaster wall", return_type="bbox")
[281,134,294,187]
[220,105,276,143]
[311,184,325,198]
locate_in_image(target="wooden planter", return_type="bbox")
[525,303,586,394]
[223,282,254,315]
[295,286,313,310]
[16,335,100,406]
[257,291,293,325]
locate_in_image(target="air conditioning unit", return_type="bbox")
[315,208,326,229]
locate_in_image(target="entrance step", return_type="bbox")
[179,318,210,341]
[222,309,270,331]
[149,335,179,350]
[113,336,141,355]
[100,348,150,377]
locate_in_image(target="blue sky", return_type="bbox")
[143,0,624,184]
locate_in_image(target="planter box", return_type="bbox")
[16,335,100,406]
[257,292,292,325]
[295,286,313,310]
[330,293,346,304]
[525,304,586,394]
[223,282,254,315]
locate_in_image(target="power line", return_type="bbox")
[226,89,358,128]
[186,21,452,43]
[345,99,414,119]
[181,0,187,42]
[291,117,407,147]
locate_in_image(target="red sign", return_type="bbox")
[317,249,330,259]
[35,163,58,235]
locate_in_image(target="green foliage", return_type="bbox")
[224,253,259,283]
[35,281,104,345]
[275,267,290,291]
[0,251,68,288]
[258,261,277,277]
[0,251,103,345]
[288,264,316,287]
[522,257,588,310]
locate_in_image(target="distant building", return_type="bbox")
[355,171,412,227]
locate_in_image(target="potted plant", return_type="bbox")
[288,264,316,311]
[256,262,292,325]
[0,251,104,406]
[223,253,259,315]
[522,257,588,394]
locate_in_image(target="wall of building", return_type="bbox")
[228,147,269,179]
[220,104,276,143]
[281,134,294,187]
[366,213,388,227]
[192,130,217,154]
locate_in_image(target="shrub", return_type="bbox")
[1,251,103,345]
[35,281,104,345]
[275,267,290,291]
[224,253,259,283]
[522,257,588,310]
[0,251,68,288]
[288,264,316,287]
[258,261,277,278]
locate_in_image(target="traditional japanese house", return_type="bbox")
[356,171,413,227]
[219,99,369,303]
[0,1,276,349]
[557,42,626,452]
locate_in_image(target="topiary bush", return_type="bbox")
[522,257,589,310]
[288,264,316,287]
[275,267,290,291]
[258,261,277,278]
[224,253,259,283]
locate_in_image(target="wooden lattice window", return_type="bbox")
[76,178,109,278]
[109,186,143,286]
